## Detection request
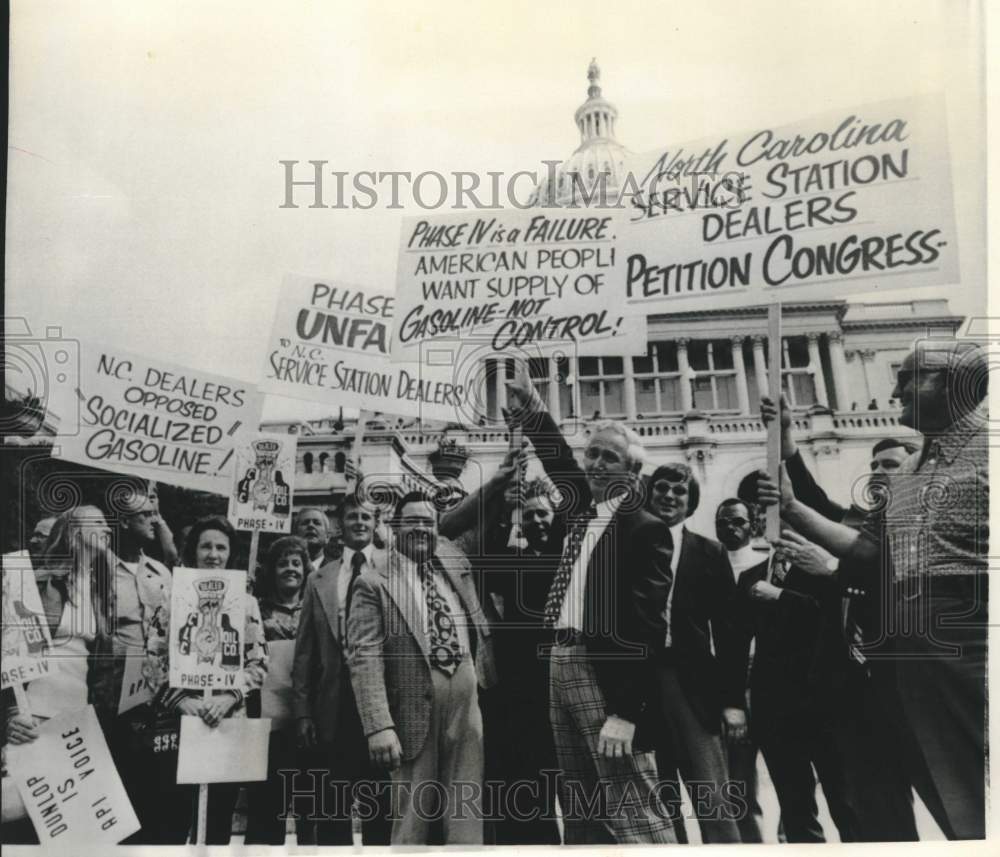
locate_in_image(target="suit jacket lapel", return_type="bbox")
[313,559,343,641]
[381,551,430,660]
[440,558,490,640]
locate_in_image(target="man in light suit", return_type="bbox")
[505,364,677,845]
[347,490,498,845]
[292,495,390,845]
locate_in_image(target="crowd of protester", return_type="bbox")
[1,338,988,844]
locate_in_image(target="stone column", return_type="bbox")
[547,357,561,423]
[623,354,637,421]
[751,335,768,399]
[806,333,829,408]
[730,336,751,415]
[676,338,694,412]
[827,331,851,412]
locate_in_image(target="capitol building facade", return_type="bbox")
[263,62,959,537]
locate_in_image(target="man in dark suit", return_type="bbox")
[291,495,390,844]
[729,502,858,843]
[645,463,744,843]
[347,491,498,844]
[505,364,677,845]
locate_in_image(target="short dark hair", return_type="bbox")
[182,516,236,568]
[648,463,700,518]
[716,497,757,527]
[257,535,312,601]
[392,490,435,525]
[523,479,556,505]
[871,437,919,457]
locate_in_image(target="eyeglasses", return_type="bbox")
[653,480,688,496]
[716,517,749,528]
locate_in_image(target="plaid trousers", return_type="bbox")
[549,644,677,844]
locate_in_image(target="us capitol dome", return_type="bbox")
[530,58,631,207]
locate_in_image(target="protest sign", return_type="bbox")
[117,649,154,715]
[6,705,140,844]
[176,715,270,784]
[391,210,647,361]
[261,274,480,423]
[260,638,295,731]
[1,554,56,690]
[618,95,958,312]
[227,432,296,533]
[169,567,248,692]
[53,343,262,495]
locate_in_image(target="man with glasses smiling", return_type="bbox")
[505,362,676,844]
[645,464,745,844]
[346,490,497,844]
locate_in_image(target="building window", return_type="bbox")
[303,452,314,474]
[528,358,549,409]
[781,337,817,408]
[632,342,682,415]
[688,340,739,412]
[334,452,346,473]
[319,452,329,472]
[579,356,625,418]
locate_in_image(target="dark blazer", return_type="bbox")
[347,542,498,760]
[666,529,746,732]
[731,558,831,726]
[519,405,673,749]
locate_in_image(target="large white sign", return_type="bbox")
[6,705,140,844]
[261,274,487,424]
[618,95,958,311]
[168,567,248,692]
[54,343,262,495]
[391,210,647,361]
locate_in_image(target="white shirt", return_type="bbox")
[727,544,770,582]
[556,495,624,632]
[337,544,374,641]
[662,522,686,648]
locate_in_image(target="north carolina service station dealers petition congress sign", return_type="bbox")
[54,344,262,495]
[261,274,477,422]
[390,209,647,362]
[617,95,958,311]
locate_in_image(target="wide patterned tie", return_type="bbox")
[543,504,598,628]
[421,560,463,676]
[343,550,366,633]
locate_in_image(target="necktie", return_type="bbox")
[421,560,463,676]
[543,504,597,628]
[343,551,365,634]
[662,526,676,646]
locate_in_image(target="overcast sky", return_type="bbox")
[6,0,990,420]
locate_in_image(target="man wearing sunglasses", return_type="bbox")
[505,362,676,845]
[645,464,744,844]
[759,339,988,840]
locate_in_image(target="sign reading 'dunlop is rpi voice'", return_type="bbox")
[391,209,646,361]
[54,343,262,495]
[619,94,959,311]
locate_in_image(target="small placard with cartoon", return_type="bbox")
[227,432,296,533]
[169,567,247,691]
[1,556,57,690]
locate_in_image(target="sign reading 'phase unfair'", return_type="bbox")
[618,94,958,311]
[261,275,473,423]
[54,344,262,495]
[391,209,647,362]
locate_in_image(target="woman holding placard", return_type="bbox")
[166,516,268,844]
[244,535,311,844]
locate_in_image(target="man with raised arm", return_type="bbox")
[504,362,676,844]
